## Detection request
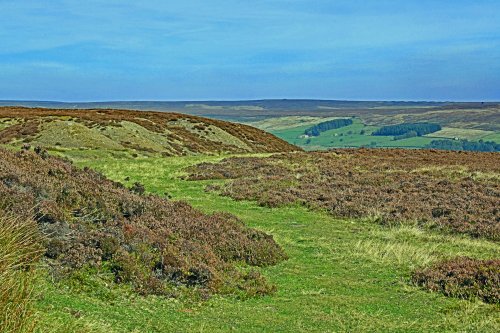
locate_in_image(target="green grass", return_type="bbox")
[248,117,499,150]
[248,116,342,131]
[268,118,436,150]
[0,118,18,131]
[426,127,500,142]
[481,132,500,143]
[35,153,500,332]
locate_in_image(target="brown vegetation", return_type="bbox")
[187,149,500,241]
[0,213,43,333]
[412,257,500,304]
[0,147,287,297]
[0,107,299,154]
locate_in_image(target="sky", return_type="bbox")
[0,0,499,102]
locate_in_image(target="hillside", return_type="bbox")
[0,107,298,155]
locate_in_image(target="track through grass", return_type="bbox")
[36,153,500,332]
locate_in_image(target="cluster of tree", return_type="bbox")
[372,123,441,137]
[304,118,353,137]
[427,139,500,152]
[393,130,418,140]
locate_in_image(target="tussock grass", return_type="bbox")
[0,213,43,333]
[354,225,500,268]
[413,165,500,182]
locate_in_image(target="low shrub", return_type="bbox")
[0,147,287,297]
[187,149,500,240]
[412,257,500,304]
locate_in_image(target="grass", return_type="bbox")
[426,127,499,141]
[248,116,341,131]
[267,118,436,150]
[247,117,499,150]
[34,152,500,332]
[0,118,17,131]
[0,214,43,333]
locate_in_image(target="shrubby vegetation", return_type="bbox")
[372,123,441,136]
[304,118,353,137]
[413,257,500,304]
[188,149,500,241]
[0,147,286,297]
[0,107,299,155]
[427,139,500,152]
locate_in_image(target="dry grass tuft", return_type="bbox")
[0,213,43,333]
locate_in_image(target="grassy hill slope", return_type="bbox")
[0,107,299,156]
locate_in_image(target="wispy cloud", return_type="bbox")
[0,0,499,101]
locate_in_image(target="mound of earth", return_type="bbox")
[0,107,299,155]
[0,147,287,296]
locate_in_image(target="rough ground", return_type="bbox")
[0,107,299,155]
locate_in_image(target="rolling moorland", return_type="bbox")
[2,100,499,151]
[0,106,499,332]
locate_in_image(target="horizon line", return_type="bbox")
[1,99,499,104]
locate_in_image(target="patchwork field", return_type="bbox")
[427,127,500,142]
[254,117,437,150]
[247,116,499,151]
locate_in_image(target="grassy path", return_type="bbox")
[38,154,500,332]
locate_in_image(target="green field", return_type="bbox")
[427,127,500,142]
[34,151,500,332]
[248,117,499,151]
[263,118,436,150]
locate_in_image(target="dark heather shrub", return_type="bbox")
[412,257,500,304]
[0,147,287,297]
[187,149,500,241]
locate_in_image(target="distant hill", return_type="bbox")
[0,107,299,155]
[1,99,498,131]
[0,99,452,112]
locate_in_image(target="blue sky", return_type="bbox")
[0,0,499,101]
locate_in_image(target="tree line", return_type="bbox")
[427,139,500,152]
[372,123,441,137]
[304,119,353,137]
